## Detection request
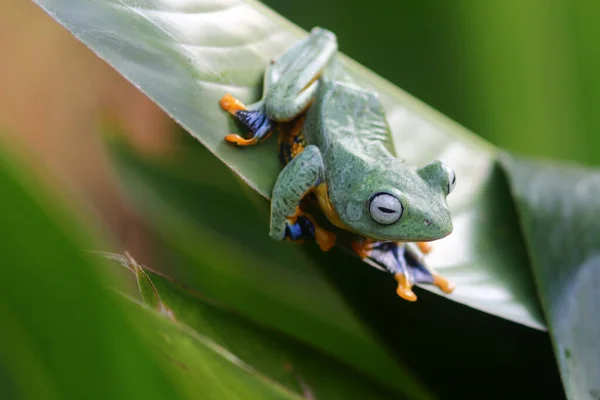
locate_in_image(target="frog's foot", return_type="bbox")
[416,241,432,254]
[354,240,455,301]
[353,240,418,301]
[285,206,336,252]
[220,94,272,146]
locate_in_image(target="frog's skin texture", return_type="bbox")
[219,28,456,301]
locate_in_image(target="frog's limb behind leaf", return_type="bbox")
[219,27,337,146]
[353,239,454,301]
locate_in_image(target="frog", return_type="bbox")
[219,27,456,301]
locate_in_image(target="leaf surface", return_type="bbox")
[501,153,600,400]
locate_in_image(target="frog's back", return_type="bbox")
[303,64,396,165]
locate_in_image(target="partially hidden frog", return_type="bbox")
[219,27,456,301]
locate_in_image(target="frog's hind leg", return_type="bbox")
[270,145,336,252]
[220,94,273,146]
[352,239,455,301]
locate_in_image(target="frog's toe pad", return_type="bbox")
[220,94,247,114]
[417,241,432,254]
[433,274,455,294]
[224,134,259,146]
[394,273,417,302]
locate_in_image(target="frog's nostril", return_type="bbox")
[423,219,432,226]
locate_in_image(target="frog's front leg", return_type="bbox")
[270,145,336,252]
[353,238,454,301]
[219,95,273,146]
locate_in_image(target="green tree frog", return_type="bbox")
[219,27,456,301]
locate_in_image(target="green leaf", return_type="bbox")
[0,145,181,399]
[33,0,544,329]
[107,252,431,400]
[500,153,600,400]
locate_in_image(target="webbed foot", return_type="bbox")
[220,94,273,146]
[285,206,336,252]
[352,239,454,301]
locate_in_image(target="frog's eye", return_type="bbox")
[368,193,403,225]
[442,163,456,194]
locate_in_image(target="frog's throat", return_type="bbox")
[314,183,349,231]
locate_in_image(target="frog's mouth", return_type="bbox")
[366,231,452,243]
[360,216,454,243]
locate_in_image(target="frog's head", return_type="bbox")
[334,159,456,242]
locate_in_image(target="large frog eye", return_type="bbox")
[442,163,456,194]
[368,193,403,225]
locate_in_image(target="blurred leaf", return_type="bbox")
[0,146,181,399]
[125,301,303,400]
[456,1,600,167]
[34,0,544,330]
[501,153,600,400]
[109,133,564,400]
[0,142,394,400]
[109,135,433,399]
[107,252,428,400]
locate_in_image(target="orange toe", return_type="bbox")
[352,238,374,259]
[433,274,455,294]
[395,274,417,302]
[220,94,247,114]
[417,241,432,254]
[224,134,259,146]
